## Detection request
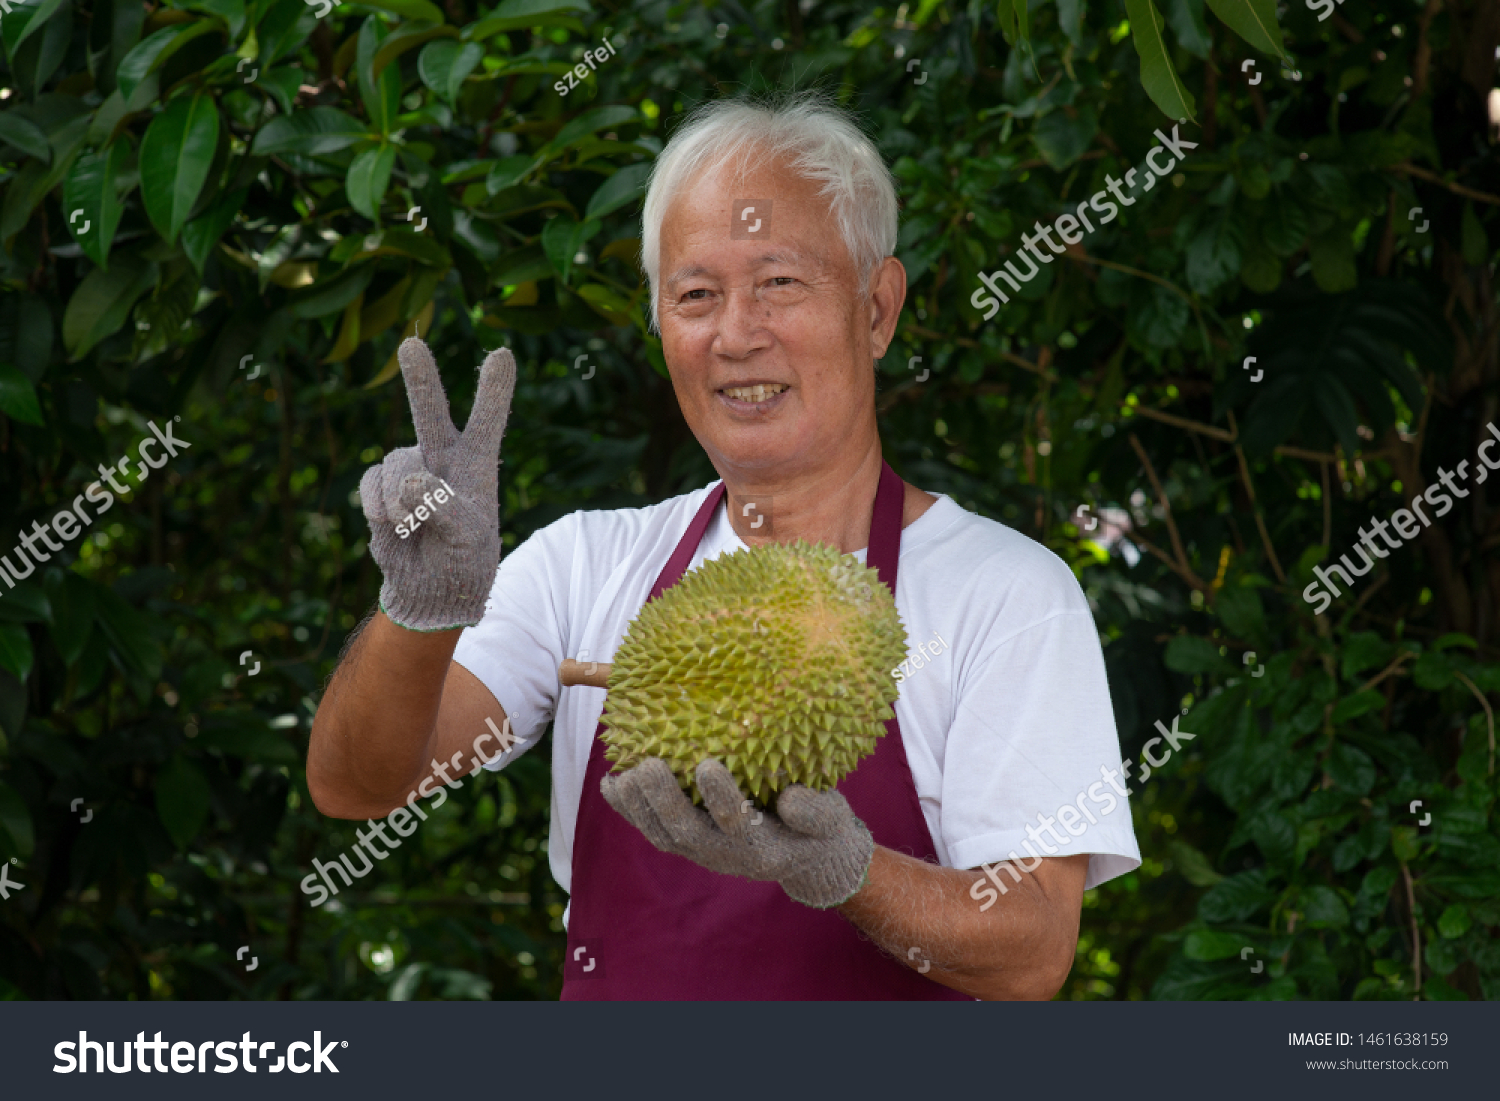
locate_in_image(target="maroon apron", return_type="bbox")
[562,462,971,1000]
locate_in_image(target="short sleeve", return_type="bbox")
[451,513,580,769]
[939,610,1142,890]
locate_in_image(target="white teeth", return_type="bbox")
[723,384,788,403]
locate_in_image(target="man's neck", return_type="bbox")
[716,445,935,553]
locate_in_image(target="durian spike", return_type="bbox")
[560,659,613,689]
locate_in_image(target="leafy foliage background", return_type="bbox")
[1,0,1498,1000]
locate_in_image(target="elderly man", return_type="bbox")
[308,94,1139,1000]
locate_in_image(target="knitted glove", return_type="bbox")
[601,758,876,909]
[359,338,517,632]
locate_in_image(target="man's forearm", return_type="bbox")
[836,847,1087,1000]
[307,611,461,817]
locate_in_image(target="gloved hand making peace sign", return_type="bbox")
[359,337,518,632]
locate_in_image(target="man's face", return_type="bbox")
[656,159,895,478]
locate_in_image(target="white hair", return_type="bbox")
[639,91,899,332]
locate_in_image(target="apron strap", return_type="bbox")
[650,483,727,601]
[867,461,905,595]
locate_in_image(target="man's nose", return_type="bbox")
[711,286,772,359]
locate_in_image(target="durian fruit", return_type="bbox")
[601,540,908,804]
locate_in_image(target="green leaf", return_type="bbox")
[1203,0,1287,59]
[181,0,245,36]
[62,253,157,360]
[346,144,397,219]
[62,140,128,269]
[1169,840,1224,886]
[115,21,221,103]
[0,579,50,623]
[1199,868,1274,923]
[577,282,632,325]
[1310,227,1357,293]
[1216,586,1267,642]
[259,66,306,117]
[0,780,35,858]
[357,17,404,136]
[584,162,650,221]
[1011,0,1029,46]
[1412,649,1454,691]
[1032,105,1099,170]
[0,111,52,162]
[1125,0,1197,122]
[492,243,553,286]
[1034,0,1075,41]
[1250,808,1296,864]
[417,38,483,101]
[252,106,369,157]
[140,93,220,244]
[1165,634,1228,673]
[0,622,33,680]
[373,22,458,80]
[182,186,247,273]
[92,584,163,683]
[44,570,95,667]
[196,717,300,763]
[551,105,637,151]
[360,0,446,21]
[1340,631,1393,679]
[155,755,212,850]
[465,0,590,39]
[486,154,536,195]
[1183,928,1245,960]
[1391,826,1420,863]
[541,213,582,282]
[287,264,376,319]
[1331,689,1384,725]
[3,0,66,56]
[1437,904,1471,939]
[1164,0,1212,59]
[1327,743,1376,795]
[1301,884,1350,928]
[995,0,1017,44]
[0,361,44,426]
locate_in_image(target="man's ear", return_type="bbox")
[868,255,907,358]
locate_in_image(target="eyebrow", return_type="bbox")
[665,250,817,285]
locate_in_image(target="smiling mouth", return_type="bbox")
[719,383,789,404]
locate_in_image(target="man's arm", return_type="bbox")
[307,611,510,820]
[837,848,1088,1001]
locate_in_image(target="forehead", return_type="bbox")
[659,156,847,265]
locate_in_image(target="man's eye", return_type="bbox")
[684,289,710,301]
[770,277,797,286]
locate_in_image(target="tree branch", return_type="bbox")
[1127,432,1212,596]
[1452,670,1497,776]
[1227,412,1287,583]
[1391,163,1500,207]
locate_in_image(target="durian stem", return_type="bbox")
[560,659,612,688]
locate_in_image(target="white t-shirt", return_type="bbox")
[453,483,1141,909]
